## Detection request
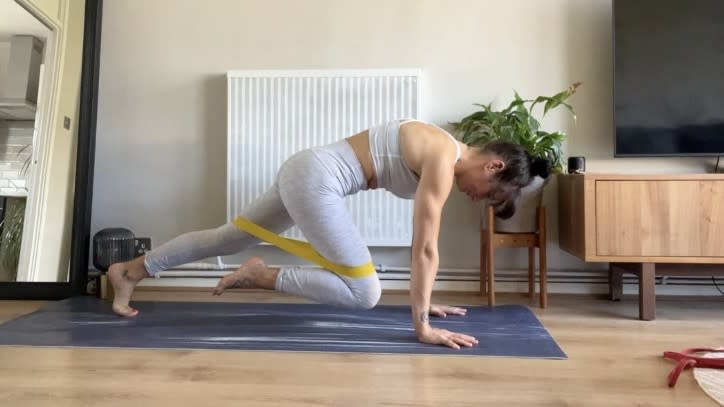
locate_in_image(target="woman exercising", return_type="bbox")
[108,118,550,349]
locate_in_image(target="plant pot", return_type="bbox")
[482,176,548,233]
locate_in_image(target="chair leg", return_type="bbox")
[480,230,487,297]
[540,245,547,308]
[486,206,496,307]
[487,239,495,307]
[528,247,535,299]
[539,207,547,309]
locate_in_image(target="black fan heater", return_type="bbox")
[92,228,151,272]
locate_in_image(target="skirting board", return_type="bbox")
[131,269,724,297]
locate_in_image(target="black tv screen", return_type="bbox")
[614,0,724,156]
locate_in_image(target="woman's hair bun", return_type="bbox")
[530,156,551,179]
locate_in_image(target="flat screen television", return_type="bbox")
[613,0,724,156]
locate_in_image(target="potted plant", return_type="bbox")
[0,197,26,281]
[451,82,581,232]
[0,147,32,281]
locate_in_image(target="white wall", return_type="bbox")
[93,0,716,282]
[0,42,9,89]
[0,121,33,195]
[23,0,60,22]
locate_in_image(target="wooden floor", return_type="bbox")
[1,289,723,407]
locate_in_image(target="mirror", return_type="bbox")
[0,0,88,286]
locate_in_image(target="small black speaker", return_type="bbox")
[93,228,137,271]
[568,156,586,174]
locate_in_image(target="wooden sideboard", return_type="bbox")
[557,173,724,320]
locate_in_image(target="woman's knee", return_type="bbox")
[348,277,382,310]
[203,224,252,255]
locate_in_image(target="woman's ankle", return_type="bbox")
[255,267,280,290]
[121,256,150,281]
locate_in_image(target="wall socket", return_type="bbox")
[64,116,71,129]
[134,238,152,257]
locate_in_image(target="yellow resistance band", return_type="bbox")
[232,216,376,279]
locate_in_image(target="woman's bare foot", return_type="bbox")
[108,256,150,317]
[213,257,277,295]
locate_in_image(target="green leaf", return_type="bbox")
[0,198,26,280]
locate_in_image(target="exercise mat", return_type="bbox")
[0,296,566,358]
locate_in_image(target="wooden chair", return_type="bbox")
[480,205,547,308]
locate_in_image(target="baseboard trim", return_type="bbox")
[135,273,724,297]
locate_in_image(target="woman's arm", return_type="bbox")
[410,156,478,349]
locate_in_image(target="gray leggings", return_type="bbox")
[144,140,381,310]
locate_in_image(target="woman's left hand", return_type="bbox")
[429,304,467,318]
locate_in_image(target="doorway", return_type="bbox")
[0,0,51,282]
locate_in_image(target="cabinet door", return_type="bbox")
[595,180,724,257]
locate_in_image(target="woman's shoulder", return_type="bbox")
[400,119,456,141]
[400,121,459,173]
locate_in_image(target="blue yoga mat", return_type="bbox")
[0,296,566,358]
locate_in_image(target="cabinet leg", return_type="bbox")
[639,263,656,321]
[609,263,623,301]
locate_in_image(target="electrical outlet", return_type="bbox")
[64,116,71,129]
[134,237,152,257]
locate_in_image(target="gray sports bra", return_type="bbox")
[368,118,460,199]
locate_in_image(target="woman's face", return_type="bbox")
[455,159,506,201]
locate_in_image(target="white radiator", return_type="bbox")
[226,69,422,246]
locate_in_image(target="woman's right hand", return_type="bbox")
[417,326,479,349]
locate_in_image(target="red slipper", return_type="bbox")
[663,348,724,387]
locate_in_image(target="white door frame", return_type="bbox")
[13,0,63,282]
